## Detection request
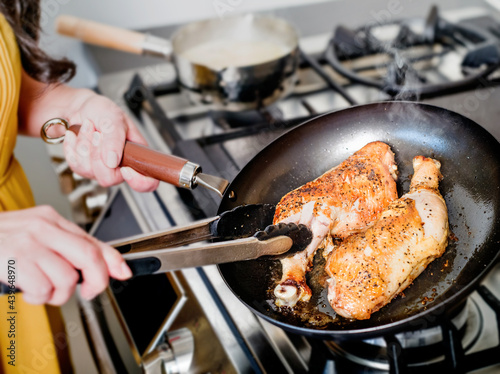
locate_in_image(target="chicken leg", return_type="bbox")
[273,142,398,307]
[325,156,449,320]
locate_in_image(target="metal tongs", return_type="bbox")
[109,204,312,277]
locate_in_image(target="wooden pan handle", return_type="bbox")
[56,15,146,55]
[68,125,190,187]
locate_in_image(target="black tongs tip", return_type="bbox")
[255,222,313,256]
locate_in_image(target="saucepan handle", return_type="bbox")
[41,118,200,189]
[56,15,173,59]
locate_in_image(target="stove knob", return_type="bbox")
[163,328,194,374]
[142,328,194,374]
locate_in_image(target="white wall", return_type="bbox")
[41,0,330,30]
[40,0,330,88]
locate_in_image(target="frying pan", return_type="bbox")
[216,101,500,340]
[56,14,299,111]
[43,101,500,340]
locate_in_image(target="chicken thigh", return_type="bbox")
[273,141,398,307]
[325,156,449,320]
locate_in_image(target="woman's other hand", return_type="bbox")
[0,206,132,305]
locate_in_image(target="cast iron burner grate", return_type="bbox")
[326,5,500,99]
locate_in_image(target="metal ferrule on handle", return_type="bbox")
[141,34,173,59]
[178,161,201,189]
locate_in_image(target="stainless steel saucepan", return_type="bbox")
[56,14,300,111]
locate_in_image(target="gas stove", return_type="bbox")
[76,2,500,373]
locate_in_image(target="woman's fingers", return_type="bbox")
[40,207,132,297]
[62,130,79,171]
[95,115,127,169]
[27,250,80,305]
[96,240,133,281]
[36,205,132,283]
[36,222,111,300]
[90,130,124,186]
[63,119,94,179]
[0,206,132,305]
[96,112,159,192]
[64,98,159,192]
[121,167,159,192]
[123,114,147,144]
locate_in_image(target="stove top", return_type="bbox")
[81,2,500,373]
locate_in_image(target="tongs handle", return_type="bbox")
[109,216,219,254]
[117,222,312,277]
[76,237,291,282]
[121,235,294,276]
[109,204,277,254]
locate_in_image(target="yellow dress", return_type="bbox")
[0,13,72,373]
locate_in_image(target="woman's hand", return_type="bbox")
[0,206,132,305]
[18,71,159,192]
[62,89,159,192]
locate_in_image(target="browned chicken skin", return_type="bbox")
[325,156,449,320]
[273,142,398,307]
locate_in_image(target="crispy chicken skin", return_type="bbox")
[273,142,398,307]
[325,156,449,320]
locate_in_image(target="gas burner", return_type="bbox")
[326,5,500,99]
[324,298,483,372]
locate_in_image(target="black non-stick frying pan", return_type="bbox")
[217,101,500,340]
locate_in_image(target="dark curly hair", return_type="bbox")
[0,0,76,83]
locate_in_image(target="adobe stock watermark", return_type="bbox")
[39,0,72,28]
[451,77,496,118]
[212,0,244,19]
[366,0,409,29]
